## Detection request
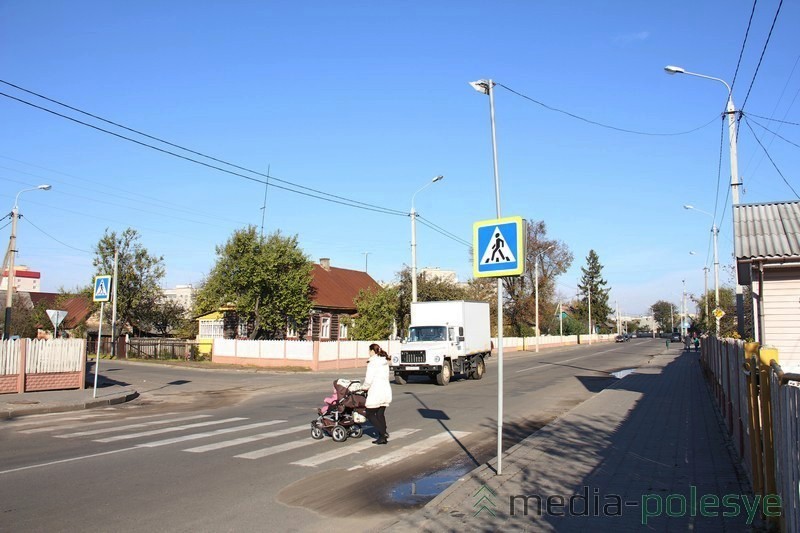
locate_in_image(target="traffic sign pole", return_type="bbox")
[93,302,104,398]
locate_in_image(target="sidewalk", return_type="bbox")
[0,381,137,419]
[385,347,758,532]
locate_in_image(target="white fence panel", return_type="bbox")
[213,338,236,356]
[259,340,286,359]
[0,339,20,375]
[318,341,339,361]
[234,340,261,358]
[25,339,83,373]
[284,340,313,360]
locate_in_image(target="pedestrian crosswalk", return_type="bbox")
[5,411,472,472]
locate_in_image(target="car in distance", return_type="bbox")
[670,332,681,342]
[615,334,625,343]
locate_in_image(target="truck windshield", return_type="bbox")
[409,326,447,342]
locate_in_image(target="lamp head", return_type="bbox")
[38,184,52,191]
[469,80,491,95]
[689,251,697,255]
[432,175,444,183]
[664,65,685,75]
[683,205,694,210]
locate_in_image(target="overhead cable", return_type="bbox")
[740,0,784,112]
[730,0,760,92]
[742,117,800,199]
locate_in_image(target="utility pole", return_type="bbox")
[110,247,119,359]
[260,165,270,240]
[362,252,370,273]
[588,284,592,345]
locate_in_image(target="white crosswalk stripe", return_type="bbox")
[137,420,285,448]
[291,428,421,467]
[94,417,247,443]
[18,412,176,433]
[183,424,309,453]
[347,431,470,471]
[235,439,323,460]
[55,415,211,438]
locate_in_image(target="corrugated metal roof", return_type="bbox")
[734,201,800,261]
[310,264,381,311]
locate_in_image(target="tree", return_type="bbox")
[395,266,468,333]
[350,287,398,340]
[196,227,312,339]
[692,286,738,337]
[650,300,676,333]
[142,299,189,337]
[93,228,165,337]
[576,250,612,333]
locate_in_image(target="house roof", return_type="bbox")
[28,292,93,329]
[310,264,381,311]
[734,201,800,262]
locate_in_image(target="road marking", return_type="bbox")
[137,420,285,447]
[184,424,309,453]
[235,439,323,460]
[291,428,420,467]
[0,446,140,476]
[94,417,247,443]
[14,413,176,433]
[55,414,210,437]
[347,431,469,470]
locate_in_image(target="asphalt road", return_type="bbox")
[0,338,662,532]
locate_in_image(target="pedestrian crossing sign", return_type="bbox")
[473,216,526,278]
[93,275,112,302]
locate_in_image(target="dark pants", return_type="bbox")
[365,406,388,437]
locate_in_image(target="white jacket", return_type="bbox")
[363,355,392,408]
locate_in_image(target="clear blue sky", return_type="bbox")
[1,1,798,315]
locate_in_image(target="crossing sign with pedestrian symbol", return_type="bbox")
[473,216,526,278]
[93,275,112,302]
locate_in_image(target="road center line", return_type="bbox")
[0,446,140,476]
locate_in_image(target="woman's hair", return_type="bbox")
[369,343,390,361]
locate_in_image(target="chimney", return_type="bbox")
[320,258,331,271]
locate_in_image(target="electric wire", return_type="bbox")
[19,216,93,253]
[742,117,800,199]
[746,113,800,126]
[416,215,471,247]
[496,83,720,136]
[0,89,407,217]
[740,0,784,112]
[730,0,759,93]
[747,116,800,150]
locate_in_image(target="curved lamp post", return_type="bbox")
[410,175,444,303]
[3,184,51,339]
[684,204,720,336]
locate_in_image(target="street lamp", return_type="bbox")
[3,184,52,339]
[684,204,720,336]
[410,175,444,303]
[666,65,744,335]
[689,251,710,329]
[470,77,506,475]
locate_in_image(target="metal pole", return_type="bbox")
[713,224,721,336]
[535,257,539,353]
[2,206,18,339]
[411,207,418,303]
[559,302,563,344]
[728,96,745,336]
[93,302,104,398]
[588,285,592,345]
[111,247,118,359]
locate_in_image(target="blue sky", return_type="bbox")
[1,1,798,315]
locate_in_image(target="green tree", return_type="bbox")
[650,300,676,333]
[142,299,189,337]
[692,286,738,338]
[576,250,612,333]
[93,228,165,336]
[196,227,312,339]
[350,286,398,340]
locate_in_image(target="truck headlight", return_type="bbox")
[392,356,399,364]
[434,355,441,363]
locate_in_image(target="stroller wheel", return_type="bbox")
[331,425,348,443]
[310,426,325,440]
[349,424,363,439]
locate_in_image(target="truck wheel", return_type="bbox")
[470,357,485,380]
[436,361,452,386]
[394,373,407,385]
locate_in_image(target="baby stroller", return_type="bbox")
[311,378,367,442]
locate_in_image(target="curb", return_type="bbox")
[0,390,139,420]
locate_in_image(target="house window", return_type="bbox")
[237,321,248,339]
[199,319,224,338]
[321,316,331,339]
[339,320,348,340]
[286,321,297,339]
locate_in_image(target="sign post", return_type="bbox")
[92,275,112,398]
[473,216,526,476]
[46,309,68,339]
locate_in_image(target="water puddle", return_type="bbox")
[610,368,636,379]
[390,462,473,505]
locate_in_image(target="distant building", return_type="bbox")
[1,265,42,293]
[420,267,458,284]
[162,284,195,312]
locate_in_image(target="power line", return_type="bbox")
[18,215,93,253]
[742,116,800,199]
[747,116,800,149]
[0,88,407,217]
[417,215,471,247]
[740,0,784,112]
[730,0,760,92]
[496,83,720,136]
[746,112,800,126]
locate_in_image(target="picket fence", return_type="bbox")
[0,338,86,394]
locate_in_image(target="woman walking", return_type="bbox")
[363,343,392,445]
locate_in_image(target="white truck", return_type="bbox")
[391,301,492,386]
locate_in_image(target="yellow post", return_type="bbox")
[758,346,779,506]
[743,342,763,496]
